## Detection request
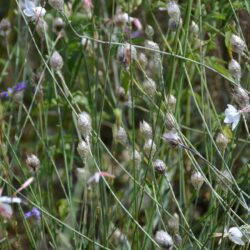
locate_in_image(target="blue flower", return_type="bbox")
[0,82,27,100]
[24,207,41,221]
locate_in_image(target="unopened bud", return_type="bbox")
[190,171,204,190]
[138,52,148,68]
[217,169,233,189]
[191,21,199,36]
[163,129,181,147]
[233,86,249,108]
[215,132,229,151]
[145,25,154,38]
[0,18,11,37]
[155,230,174,250]
[166,95,176,110]
[48,0,64,11]
[36,19,48,39]
[153,159,167,174]
[168,213,179,234]
[26,154,40,172]
[116,86,128,102]
[139,120,152,139]
[168,17,182,31]
[77,112,92,137]
[77,140,89,159]
[230,34,246,55]
[165,112,176,130]
[117,43,137,69]
[167,1,181,20]
[143,78,156,97]
[50,51,63,71]
[145,40,160,52]
[228,59,241,83]
[131,150,141,165]
[143,139,156,157]
[114,126,127,145]
[53,17,65,34]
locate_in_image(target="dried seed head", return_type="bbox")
[26,154,40,172]
[35,18,48,39]
[48,0,64,11]
[215,132,229,151]
[114,126,127,145]
[191,21,199,36]
[168,213,180,234]
[143,139,156,157]
[163,129,181,147]
[77,112,92,137]
[228,59,241,83]
[165,112,176,130]
[233,86,249,108]
[155,230,174,250]
[168,17,182,31]
[145,40,160,52]
[116,86,128,102]
[166,95,176,110]
[117,43,137,69]
[217,170,233,189]
[53,17,65,34]
[77,140,90,159]
[230,34,246,55]
[50,51,63,71]
[139,120,152,139]
[153,159,167,174]
[190,171,204,190]
[0,18,11,36]
[167,1,181,20]
[138,52,148,68]
[143,78,157,97]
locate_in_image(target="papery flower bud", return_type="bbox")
[116,86,128,102]
[77,140,90,159]
[26,154,40,172]
[117,43,137,69]
[48,0,64,11]
[168,213,180,234]
[155,230,174,250]
[163,129,181,147]
[228,59,241,83]
[13,91,24,103]
[168,17,182,31]
[143,139,156,157]
[114,126,127,145]
[215,132,229,151]
[166,95,176,110]
[143,78,156,97]
[228,227,245,246]
[145,40,160,52]
[50,51,63,71]
[114,12,129,26]
[217,169,233,189]
[165,112,176,130]
[139,120,152,139]
[153,159,167,174]
[230,34,246,55]
[133,150,141,165]
[190,171,204,190]
[53,17,64,35]
[0,18,11,37]
[191,21,199,36]
[35,18,48,39]
[138,52,148,68]
[233,86,249,108]
[145,25,154,38]
[167,1,181,20]
[77,111,92,137]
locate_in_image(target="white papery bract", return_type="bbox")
[228,227,245,246]
[224,104,241,130]
[23,0,46,21]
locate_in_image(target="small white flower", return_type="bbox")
[228,227,245,246]
[23,0,46,21]
[163,129,181,147]
[224,104,241,130]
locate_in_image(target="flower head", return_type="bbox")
[0,82,27,101]
[162,129,181,147]
[25,207,41,221]
[155,230,174,250]
[23,0,46,21]
[224,104,241,130]
[228,227,245,245]
[87,171,115,186]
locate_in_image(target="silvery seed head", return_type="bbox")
[138,52,148,68]
[48,0,64,11]
[114,126,128,145]
[153,159,167,174]
[215,132,229,151]
[190,171,204,190]
[131,150,141,165]
[26,154,40,172]
[166,95,176,110]
[77,112,92,137]
[117,43,137,69]
[191,21,199,36]
[165,112,176,130]
[145,40,160,52]
[168,213,180,234]
[139,120,152,139]
[163,129,181,147]
[143,78,156,97]
[143,139,156,157]
[167,1,181,20]
[155,230,174,250]
[228,59,241,83]
[230,34,246,55]
[50,51,63,71]
[233,86,249,108]
[77,140,90,159]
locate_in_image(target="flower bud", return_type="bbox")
[168,17,182,31]
[48,0,64,11]
[50,51,63,71]
[77,112,92,137]
[138,52,148,68]
[217,169,233,189]
[35,19,48,39]
[155,230,174,250]
[116,86,128,102]
[131,150,141,165]
[145,25,154,38]
[166,95,176,110]
[165,112,176,130]
[228,59,241,83]
[139,120,152,139]
[77,140,89,159]
[114,126,127,145]
[117,43,137,69]
[26,154,40,172]
[168,213,179,234]
[163,129,181,147]
[215,132,229,151]
[167,1,181,20]
[191,21,199,36]
[143,139,156,157]
[145,40,160,52]
[233,85,249,108]
[143,78,156,97]
[53,17,65,35]
[230,34,246,55]
[190,171,204,190]
[0,18,11,37]
[153,159,167,174]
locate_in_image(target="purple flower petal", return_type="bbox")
[14,82,27,93]
[25,207,41,221]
